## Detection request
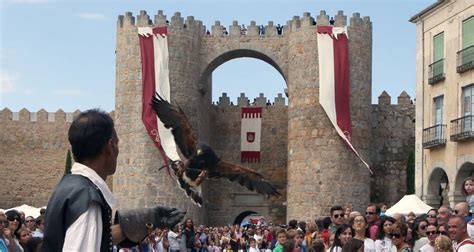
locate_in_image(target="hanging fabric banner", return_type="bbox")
[316,25,373,175]
[138,26,180,170]
[241,107,262,163]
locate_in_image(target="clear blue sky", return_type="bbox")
[0,0,433,112]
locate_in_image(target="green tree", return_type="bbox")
[65,149,72,174]
[406,151,415,194]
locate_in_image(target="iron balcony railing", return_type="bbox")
[457,45,474,73]
[450,115,474,141]
[423,124,446,148]
[428,59,446,84]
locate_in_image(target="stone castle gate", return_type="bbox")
[114,9,373,225]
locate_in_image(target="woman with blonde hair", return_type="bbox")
[434,235,452,252]
[305,223,319,249]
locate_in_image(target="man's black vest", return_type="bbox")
[43,174,113,251]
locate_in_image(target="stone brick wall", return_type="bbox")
[0,10,416,224]
[286,11,372,221]
[0,91,414,219]
[207,95,288,226]
[370,92,415,206]
[0,109,114,209]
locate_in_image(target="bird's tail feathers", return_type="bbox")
[176,177,203,207]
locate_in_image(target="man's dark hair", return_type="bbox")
[367,203,381,215]
[36,215,45,225]
[311,239,325,252]
[68,109,114,162]
[298,221,306,232]
[288,219,298,229]
[341,238,364,252]
[322,217,332,229]
[330,206,343,215]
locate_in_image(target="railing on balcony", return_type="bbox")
[450,115,474,141]
[423,124,446,148]
[428,59,445,84]
[457,45,474,73]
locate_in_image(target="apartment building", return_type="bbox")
[410,0,473,207]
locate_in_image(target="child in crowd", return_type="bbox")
[461,177,474,214]
[249,237,260,252]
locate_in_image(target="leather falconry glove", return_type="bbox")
[116,206,186,243]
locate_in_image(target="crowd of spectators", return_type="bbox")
[132,199,474,252]
[1,177,473,252]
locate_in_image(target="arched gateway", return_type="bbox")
[114,10,373,225]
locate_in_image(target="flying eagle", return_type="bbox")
[151,94,280,206]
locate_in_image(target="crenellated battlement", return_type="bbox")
[117,10,371,38]
[213,92,287,108]
[0,108,115,123]
[376,90,413,106]
[118,10,206,35]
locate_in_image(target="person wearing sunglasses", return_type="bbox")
[4,210,24,252]
[389,223,411,252]
[419,223,437,252]
[366,204,381,241]
[453,202,472,223]
[31,215,44,238]
[425,209,438,226]
[330,206,346,235]
[411,219,429,251]
[0,212,10,252]
[436,223,448,237]
[24,216,36,233]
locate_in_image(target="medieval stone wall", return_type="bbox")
[0,109,114,209]
[285,11,372,221]
[207,93,288,226]
[0,89,414,219]
[370,92,416,206]
[0,9,415,224]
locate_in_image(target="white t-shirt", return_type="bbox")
[413,237,429,252]
[454,238,474,252]
[249,247,260,252]
[374,237,392,252]
[168,231,181,250]
[419,243,435,252]
[364,238,376,252]
[467,222,474,238]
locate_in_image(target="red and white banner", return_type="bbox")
[241,107,262,163]
[138,26,180,167]
[316,26,372,174]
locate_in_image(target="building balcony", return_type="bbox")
[428,59,445,84]
[457,46,474,73]
[450,115,474,141]
[423,124,447,149]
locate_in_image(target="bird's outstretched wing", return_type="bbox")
[151,94,197,158]
[210,161,280,197]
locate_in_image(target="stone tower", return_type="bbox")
[114,10,373,225]
[285,11,372,220]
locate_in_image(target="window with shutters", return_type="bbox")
[457,16,474,73]
[429,32,445,84]
[423,95,446,148]
[450,85,474,141]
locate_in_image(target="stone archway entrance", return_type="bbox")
[115,9,373,225]
[234,210,259,226]
[452,162,474,204]
[425,167,449,207]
